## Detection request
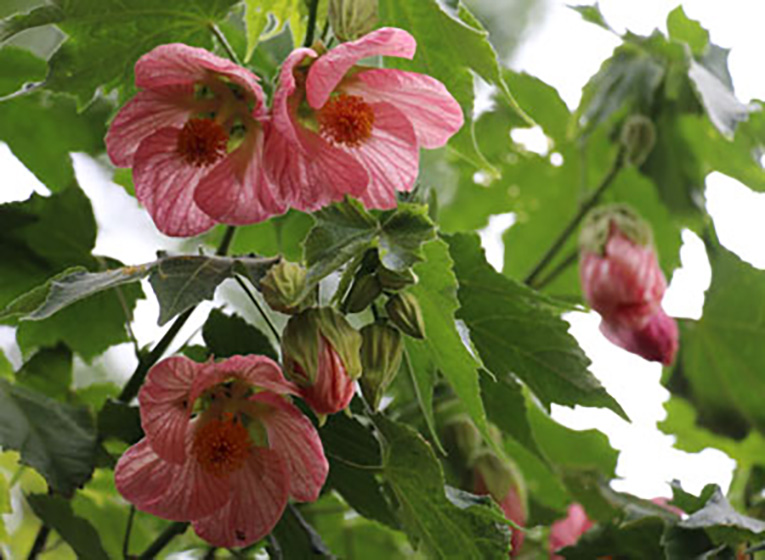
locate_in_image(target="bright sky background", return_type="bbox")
[2,0,765,506]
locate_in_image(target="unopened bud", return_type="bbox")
[329,0,378,42]
[342,273,382,313]
[386,292,425,339]
[260,260,313,314]
[442,413,482,462]
[359,323,403,410]
[377,266,416,291]
[620,114,656,167]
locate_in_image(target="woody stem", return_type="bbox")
[523,147,626,287]
[304,0,320,47]
[138,522,189,560]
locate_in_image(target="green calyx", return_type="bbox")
[342,273,382,313]
[472,450,527,513]
[442,413,483,463]
[620,114,656,167]
[281,308,362,386]
[385,292,425,339]
[328,0,379,42]
[579,203,654,255]
[260,260,314,314]
[359,322,403,410]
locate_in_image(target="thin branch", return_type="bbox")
[27,525,50,560]
[122,506,136,559]
[234,275,281,343]
[138,522,188,560]
[209,23,241,65]
[523,147,626,286]
[303,0,320,47]
[531,250,579,291]
[216,225,237,257]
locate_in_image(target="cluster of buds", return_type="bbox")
[579,204,678,365]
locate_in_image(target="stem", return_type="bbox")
[210,23,241,65]
[138,522,188,560]
[531,250,579,290]
[118,226,237,402]
[27,525,50,559]
[234,275,281,342]
[303,0,320,47]
[523,147,626,286]
[122,506,135,559]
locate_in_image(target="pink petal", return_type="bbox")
[306,28,417,109]
[132,127,218,237]
[115,434,230,522]
[194,125,287,225]
[550,504,594,558]
[264,121,369,212]
[252,392,328,502]
[192,448,289,548]
[189,355,299,409]
[352,102,419,209]
[138,356,200,464]
[106,85,196,167]
[271,47,317,146]
[599,310,678,365]
[343,69,464,148]
[135,43,264,107]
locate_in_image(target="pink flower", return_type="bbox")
[115,355,328,548]
[264,27,463,211]
[549,504,595,559]
[106,44,285,237]
[298,335,356,415]
[579,214,678,365]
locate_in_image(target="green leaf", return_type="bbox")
[680,487,765,546]
[27,493,109,560]
[406,239,498,454]
[0,378,97,495]
[688,59,753,138]
[559,515,668,560]
[227,209,313,262]
[244,0,302,62]
[202,308,277,361]
[0,45,46,96]
[97,399,142,445]
[16,344,72,400]
[376,416,511,559]
[666,6,709,55]
[503,69,571,144]
[0,470,9,540]
[662,525,734,560]
[448,232,626,417]
[402,340,441,454]
[378,203,437,271]
[568,3,609,30]
[1,0,240,106]
[670,244,765,438]
[670,481,719,516]
[271,504,334,559]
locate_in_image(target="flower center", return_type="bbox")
[317,94,375,147]
[177,118,229,166]
[193,416,252,477]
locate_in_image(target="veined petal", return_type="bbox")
[138,356,200,464]
[343,69,464,148]
[132,127,217,237]
[253,392,328,502]
[135,43,264,105]
[306,28,416,109]
[352,102,419,209]
[192,448,289,548]
[105,85,196,167]
[115,433,230,522]
[195,126,287,225]
[271,47,318,143]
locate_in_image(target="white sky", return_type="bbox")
[2,0,765,506]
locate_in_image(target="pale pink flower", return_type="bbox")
[115,355,328,548]
[265,27,464,211]
[106,44,285,237]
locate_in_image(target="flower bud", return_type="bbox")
[620,114,656,167]
[473,451,527,558]
[549,504,594,559]
[342,273,382,313]
[386,292,425,339]
[377,266,416,291]
[600,309,678,365]
[442,413,482,462]
[260,260,313,314]
[328,0,378,42]
[282,308,362,414]
[359,323,403,410]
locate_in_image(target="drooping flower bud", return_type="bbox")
[377,266,416,291]
[260,260,313,314]
[359,323,403,410]
[386,292,425,339]
[328,0,379,42]
[473,451,527,558]
[620,114,656,167]
[442,413,483,463]
[342,273,382,313]
[282,308,362,415]
[579,205,678,365]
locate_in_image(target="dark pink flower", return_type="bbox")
[106,44,285,237]
[600,309,679,365]
[115,355,328,548]
[549,504,595,559]
[264,27,463,211]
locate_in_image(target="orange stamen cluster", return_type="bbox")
[317,94,375,147]
[177,118,229,167]
[193,416,252,477]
